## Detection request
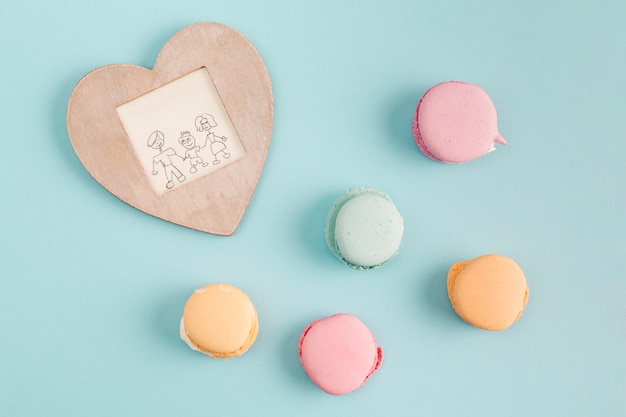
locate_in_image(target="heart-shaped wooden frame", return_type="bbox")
[67,22,273,235]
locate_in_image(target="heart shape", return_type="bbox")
[67,22,273,235]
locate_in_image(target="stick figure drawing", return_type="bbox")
[147,130,186,189]
[195,113,231,165]
[178,131,209,173]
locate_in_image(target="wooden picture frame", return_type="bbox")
[66,22,273,235]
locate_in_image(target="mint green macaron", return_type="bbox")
[325,187,404,270]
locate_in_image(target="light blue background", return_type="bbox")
[1,1,624,416]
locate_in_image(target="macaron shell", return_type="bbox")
[325,187,404,269]
[413,81,505,163]
[298,314,383,395]
[182,284,258,358]
[412,87,444,162]
[447,254,528,331]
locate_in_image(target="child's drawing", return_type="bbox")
[178,131,208,173]
[147,130,186,189]
[117,67,246,195]
[195,113,231,165]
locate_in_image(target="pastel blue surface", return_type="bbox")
[1,1,624,416]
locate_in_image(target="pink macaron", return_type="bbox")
[412,81,506,163]
[298,314,383,395]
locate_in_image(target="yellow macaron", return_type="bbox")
[447,254,529,331]
[180,283,258,358]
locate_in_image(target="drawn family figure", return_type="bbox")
[195,113,231,165]
[147,130,186,189]
[178,131,209,173]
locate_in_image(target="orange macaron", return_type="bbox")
[447,254,529,331]
[180,283,258,358]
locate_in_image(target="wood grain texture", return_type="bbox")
[66,22,273,235]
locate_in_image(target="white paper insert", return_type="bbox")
[117,67,245,195]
